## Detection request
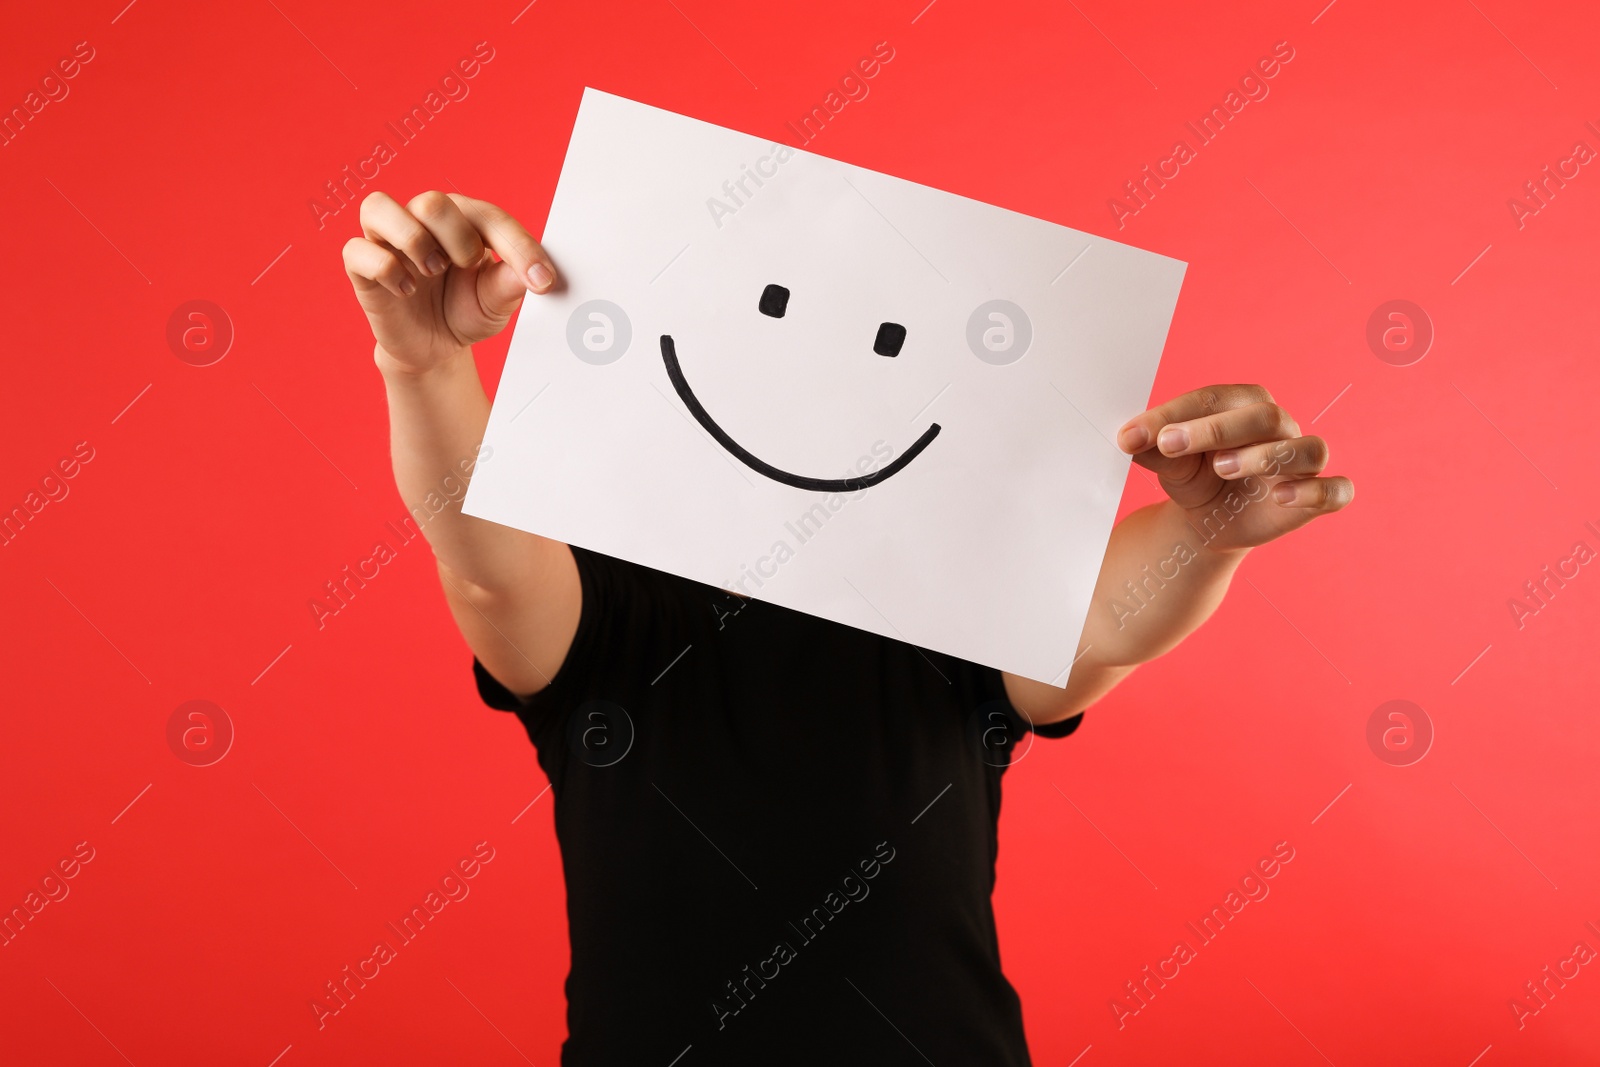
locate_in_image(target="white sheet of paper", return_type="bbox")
[463,88,1186,687]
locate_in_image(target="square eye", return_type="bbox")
[874,322,906,357]
[759,284,790,318]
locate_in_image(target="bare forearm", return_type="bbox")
[376,344,546,593]
[1006,500,1247,720]
[1080,499,1248,669]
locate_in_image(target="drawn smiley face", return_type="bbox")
[661,283,942,493]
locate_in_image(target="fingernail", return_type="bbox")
[425,252,446,275]
[1118,425,1148,451]
[1158,426,1188,454]
[399,276,416,296]
[1213,451,1239,475]
[1273,483,1297,504]
[528,263,554,291]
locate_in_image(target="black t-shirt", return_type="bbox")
[474,546,1082,1065]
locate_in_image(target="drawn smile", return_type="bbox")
[661,334,941,493]
[657,282,942,493]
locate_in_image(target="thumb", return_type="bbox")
[477,256,534,320]
[446,193,556,320]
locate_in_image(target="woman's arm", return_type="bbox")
[346,189,580,696]
[1006,383,1353,722]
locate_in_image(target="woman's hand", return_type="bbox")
[1117,383,1354,553]
[342,190,557,373]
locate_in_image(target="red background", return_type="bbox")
[3,0,1598,1063]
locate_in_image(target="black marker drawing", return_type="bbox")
[660,285,941,493]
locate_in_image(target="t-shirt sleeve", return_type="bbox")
[1030,711,1085,738]
[473,656,532,711]
[973,663,1085,742]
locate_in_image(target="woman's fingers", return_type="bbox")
[446,193,557,293]
[1269,475,1355,511]
[1118,384,1272,453]
[348,189,558,320]
[343,237,415,298]
[359,192,446,278]
[1211,435,1329,480]
[1154,400,1300,457]
[1116,383,1355,526]
[406,190,487,271]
